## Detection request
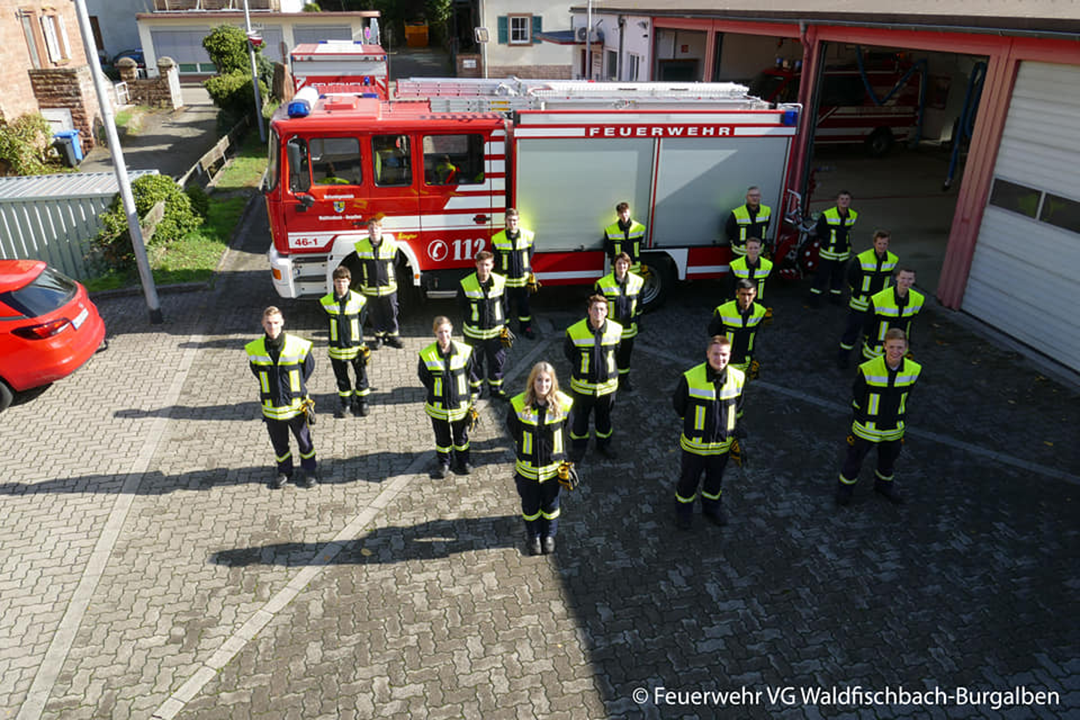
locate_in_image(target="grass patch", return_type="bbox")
[214,131,268,191]
[84,194,250,292]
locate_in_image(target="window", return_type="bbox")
[286,137,310,193]
[1040,193,1080,234]
[372,135,412,187]
[821,75,866,106]
[605,50,618,81]
[309,137,362,186]
[264,130,280,192]
[40,14,72,63]
[628,54,641,82]
[18,10,43,69]
[989,179,1040,219]
[509,15,531,45]
[422,134,485,186]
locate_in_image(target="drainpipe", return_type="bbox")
[618,15,625,80]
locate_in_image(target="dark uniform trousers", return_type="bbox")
[570,391,615,451]
[839,309,867,352]
[841,436,902,485]
[367,293,399,339]
[331,357,369,402]
[265,415,316,475]
[811,259,847,298]
[507,286,532,332]
[515,475,560,539]
[432,417,470,467]
[616,338,634,377]
[468,336,506,392]
[676,451,729,522]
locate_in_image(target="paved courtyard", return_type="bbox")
[1,200,1078,719]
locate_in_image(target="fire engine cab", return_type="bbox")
[289,41,389,99]
[263,77,800,308]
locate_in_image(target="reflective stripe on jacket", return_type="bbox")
[851,355,921,442]
[594,271,644,338]
[729,256,773,300]
[673,363,745,455]
[817,207,858,261]
[603,220,646,272]
[417,340,474,421]
[319,290,368,360]
[246,334,314,420]
[847,249,898,311]
[459,272,508,340]
[506,391,573,481]
[564,318,623,396]
[707,301,766,368]
[354,235,399,296]
[728,204,772,255]
[863,287,925,358]
[491,229,534,286]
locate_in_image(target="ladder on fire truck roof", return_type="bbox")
[394,77,770,112]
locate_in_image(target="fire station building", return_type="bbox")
[568,1,1080,374]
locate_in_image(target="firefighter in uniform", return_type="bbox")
[603,201,646,274]
[838,230,897,368]
[672,335,746,530]
[810,190,857,306]
[863,267,923,360]
[594,252,644,392]
[245,306,318,489]
[418,316,478,478]
[457,250,510,400]
[727,237,773,303]
[319,266,370,418]
[836,329,920,506]
[724,186,772,259]
[507,362,574,556]
[490,208,537,338]
[708,280,766,389]
[564,294,623,461]
[354,216,404,349]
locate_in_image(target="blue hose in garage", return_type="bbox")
[944,61,987,190]
[855,46,929,145]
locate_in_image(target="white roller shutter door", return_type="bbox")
[964,61,1080,372]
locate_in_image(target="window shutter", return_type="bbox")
[57,16,71,59]
[40,16,60,63]
[497,16,508,44]
[532,15,542,39]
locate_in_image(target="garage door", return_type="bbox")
[293,26,354,45]
[150,27,216,74]
[963,61,1080,372]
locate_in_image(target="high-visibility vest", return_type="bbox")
[603,219,646,273]
[508,391,573,481]
[418,341,473,421]
[730,204,772,255]
[848,249,898,311]
[851,355,921,442]
[565,318,623,396]
[863,287,925,358]
[729,256,774,300]
[678,363,745,455]
[319,290,367,360]
[245,334,313,420]
[710,300,766,369]
[460,272,507,339]
[594,271,644,338]
[491,228,534,286]
[819,207,858,261]
[353,235,399,296]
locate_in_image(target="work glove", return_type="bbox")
[360,345,372,364]
[466,404,481,432]
[557,461,580,491]
[526,272,542,294]
[748,360,761,381]
[729,438,746,467]
[499,325,516,349]
[301,396,316,426]
[764,307,774,325]
[638,263,651,281]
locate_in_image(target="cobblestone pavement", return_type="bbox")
[1,202,1078,720]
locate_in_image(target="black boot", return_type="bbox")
[835,480,854,506]
[335,400,348,419]
[874,478,904,504]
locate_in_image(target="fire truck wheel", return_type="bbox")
[640,254,675,312]
[865,127,894,158]
[0,379,13,413]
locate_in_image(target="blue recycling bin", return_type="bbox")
[53,129,83,167]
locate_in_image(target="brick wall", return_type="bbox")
[28,67,100,152]
[487,64,572,79]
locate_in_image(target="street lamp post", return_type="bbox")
[243,0,266,142]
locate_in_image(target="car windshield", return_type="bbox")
[748,73,787,103]
[0,266,77,318]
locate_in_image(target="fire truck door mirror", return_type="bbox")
[287,139,311,194]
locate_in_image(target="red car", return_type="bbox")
[0,260,106,411]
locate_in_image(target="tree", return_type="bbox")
[202,25,253,75]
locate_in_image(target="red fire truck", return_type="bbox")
[263,78,800,308]
[289,41,389,99]
[750,56,924,157]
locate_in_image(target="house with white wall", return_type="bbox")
[480,0,573,78]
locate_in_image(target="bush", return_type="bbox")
[185,185,210,219]
[0,113,53,176]
[202,25,252,75]
[93,175,201,270]
[205,71,270,131]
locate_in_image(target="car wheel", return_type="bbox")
[640,253,676,312]
[866,127,894,157]
[0,379,13,413]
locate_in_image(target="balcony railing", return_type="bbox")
[152,0,278,10]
